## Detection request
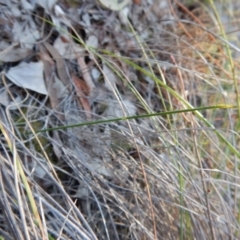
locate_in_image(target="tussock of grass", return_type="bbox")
[0,0,240,239]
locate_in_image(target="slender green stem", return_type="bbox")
[35,104,235,133]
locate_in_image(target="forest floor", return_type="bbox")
[0,0,240,239]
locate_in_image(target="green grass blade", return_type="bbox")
[35,104,235,133]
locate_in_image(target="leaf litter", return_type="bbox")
[0,0,239,239]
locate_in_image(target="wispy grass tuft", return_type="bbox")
[1,1,240,239]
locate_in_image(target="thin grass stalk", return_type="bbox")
[207,2,240,236]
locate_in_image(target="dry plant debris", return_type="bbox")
[0,0,240,239]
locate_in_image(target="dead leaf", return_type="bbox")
[97,0,130,11]
[91,67,101,81]
[39,46,67,120]
[53,35,84,59]
[12,19,40,49]
[133,0,141,4]
[6,61,47,95]
[43,42,70,88]
[38,46,55,92]
[103,64,118,91]
[72,74,92,120]
[0,46,33,62]
[86,35,98,49]
[118,7,130,25]
[76,55,95,91]
[105,99,136,118]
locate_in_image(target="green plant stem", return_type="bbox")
[36,104,235,133]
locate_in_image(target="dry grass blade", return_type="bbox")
[0,0,240,240]
[0,103,46,240]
